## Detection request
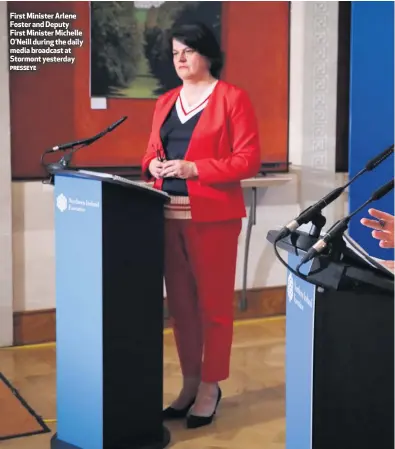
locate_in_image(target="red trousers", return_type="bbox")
[164,218,242,383]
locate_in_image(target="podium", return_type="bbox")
[267,229,394,449]
[50,170,171,449]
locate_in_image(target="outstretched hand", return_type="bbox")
[360,208,394,249]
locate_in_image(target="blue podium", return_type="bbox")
[267,229,394,449]
[51,170,170,449]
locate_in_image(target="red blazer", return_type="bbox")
[141,80,261,222]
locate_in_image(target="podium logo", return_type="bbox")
[56,193,68,212]
[287,272,294,302]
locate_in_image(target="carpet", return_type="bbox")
[0,372,50,441]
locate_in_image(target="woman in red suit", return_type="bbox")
[142,21,261,428]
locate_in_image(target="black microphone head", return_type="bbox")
[117,116,128,124]
[371,179,394,201]
[365,144,394,171]
[108,116,128,132]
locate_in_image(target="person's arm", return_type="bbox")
[194,89,261,184]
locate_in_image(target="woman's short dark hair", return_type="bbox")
[168,21,224,78]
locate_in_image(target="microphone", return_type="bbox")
[51,116,127,152]
[275,144,394,242]
[41,116,128,178]
[296,178,395,269]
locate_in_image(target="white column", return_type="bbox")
[0,1,13,347]
[289,1,345,231]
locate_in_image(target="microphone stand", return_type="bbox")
[274,144,394,244]
[271,147,394,283]
[296,178,395,271]
[324,232,347,264]
[41,142,92,185]
[40,116,128,185]
[308,210,326,238]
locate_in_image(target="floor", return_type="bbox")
[0,317,285,449]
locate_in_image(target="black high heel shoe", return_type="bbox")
[186,387,222,429]
[162,397,196,420]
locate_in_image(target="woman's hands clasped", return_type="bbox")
[149,158,198,180]
[148,159,165,179]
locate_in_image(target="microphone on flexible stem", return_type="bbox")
[296,178,395,271]
[274,144,394,242]
[50,116,128,152]
[42,116,128,174]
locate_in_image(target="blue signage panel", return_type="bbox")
[286,253,316,449]
[54,174,103,449]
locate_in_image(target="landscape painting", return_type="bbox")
[89,1,222,99]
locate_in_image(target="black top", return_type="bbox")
[160,103,203,196]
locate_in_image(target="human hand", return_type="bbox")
[160,160,198,179]
[360,208,394,249]
[381,260,395,271]
[149,158,165,179]
[372,257,395,272]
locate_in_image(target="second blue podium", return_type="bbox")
[267,228,394,449]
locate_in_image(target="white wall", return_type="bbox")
[12,182,56,311]
[0,1,348,345]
